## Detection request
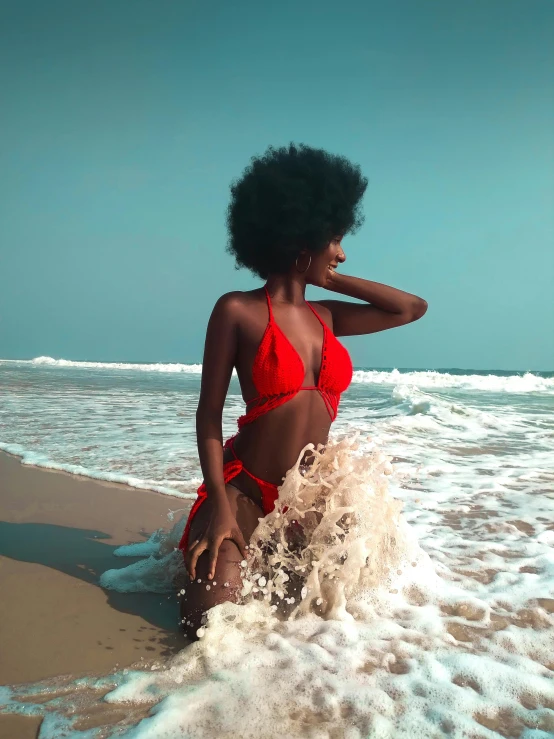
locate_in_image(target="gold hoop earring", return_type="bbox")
[295,254,312,273]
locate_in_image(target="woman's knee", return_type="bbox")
[179,539,245,638]
[179,484,264,640]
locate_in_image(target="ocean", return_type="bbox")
[1,357,553,738]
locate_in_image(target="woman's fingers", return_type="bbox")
[186,539,208,580]
[207,537,224,580]
[186,531,249,581]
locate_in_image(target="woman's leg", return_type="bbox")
[179,482,263,641]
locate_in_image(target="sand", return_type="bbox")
[0,451,190,738]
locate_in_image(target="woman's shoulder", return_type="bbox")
[214,289,263,310]
[211,289,265,324]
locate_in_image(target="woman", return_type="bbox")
[178,144,427,640]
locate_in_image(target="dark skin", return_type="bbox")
[179,238,428,639]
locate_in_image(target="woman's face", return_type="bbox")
[304,237,346,286]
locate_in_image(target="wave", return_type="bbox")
[353,368,554,393]
[1,358,552,393]
[1,356,204,373]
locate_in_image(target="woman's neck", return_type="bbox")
[265,273,307,306]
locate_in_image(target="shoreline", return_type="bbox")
[0,450,191,737]
[0,446,197,500]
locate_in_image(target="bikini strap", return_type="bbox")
[307,301,326,330]
[225,435,239,460]
[265,288,324,330]
[263,286,274,322]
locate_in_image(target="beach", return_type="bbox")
[1,360,553,737]
[0,450,187,739]
[2,0,554,730]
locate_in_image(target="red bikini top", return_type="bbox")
[237,287,353,429]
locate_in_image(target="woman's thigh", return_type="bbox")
[179,482,263,639]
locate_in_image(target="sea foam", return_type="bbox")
[28,356,204,373]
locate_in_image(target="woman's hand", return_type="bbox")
[184,506,248,581]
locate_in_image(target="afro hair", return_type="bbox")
[226,143,368,279]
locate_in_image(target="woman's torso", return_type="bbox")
[221,288,351,504]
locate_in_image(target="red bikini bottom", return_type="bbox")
[178,437,280,556]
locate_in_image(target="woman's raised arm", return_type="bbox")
[317,272,428,337]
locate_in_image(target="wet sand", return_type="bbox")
[0,451,190,738]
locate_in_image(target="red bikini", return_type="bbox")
[179,287,353,555]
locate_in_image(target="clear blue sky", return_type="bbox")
[1,0,553,370]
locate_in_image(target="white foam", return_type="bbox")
[100,526,185,594]
[352,368,554,393]
[27,356,204,373]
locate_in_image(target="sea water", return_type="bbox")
[0,358,553,738]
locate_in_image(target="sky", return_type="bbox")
[0,0,553,370]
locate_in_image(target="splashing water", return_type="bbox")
[240,435,421,623]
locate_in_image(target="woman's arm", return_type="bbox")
[317,272,428,336]
[196,294,238,508]
[186,293,247,580]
